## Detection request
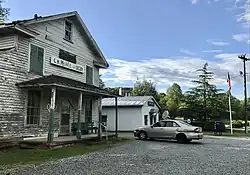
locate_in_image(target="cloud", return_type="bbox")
[191,0,200,4]
[232,33,250,43]
[101,53,250,92]
[206,39,230,46]
[236,0,250,28]
[202,50,223,53]
[179,49,196,56]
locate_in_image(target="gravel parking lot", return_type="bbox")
[1,137,250,175]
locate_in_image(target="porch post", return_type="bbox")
[98,96,102,141]
[115,97,118,137]
[47,86,56,144]
[76,92,82,140]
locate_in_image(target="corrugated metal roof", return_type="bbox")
[102,96,153,107]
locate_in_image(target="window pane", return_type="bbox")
[86,66,93,85]
[27,91,41,125]
[166,121,173,127]
[65,21,72,31]
[59,49,76,63]
[144,115,148,125]
[30,44,44,75]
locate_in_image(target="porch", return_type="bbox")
[16,75,119,144]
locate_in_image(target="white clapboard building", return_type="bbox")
[102,96,161,131]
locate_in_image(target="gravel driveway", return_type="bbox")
[1,137,250,175]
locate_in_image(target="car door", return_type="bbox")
[162,121,180,138]
[148,121,166,138]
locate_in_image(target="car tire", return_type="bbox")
[138,131,148,140]
[176,134,187,144]
[186,139,192,143]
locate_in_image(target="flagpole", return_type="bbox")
[228,92,233,135]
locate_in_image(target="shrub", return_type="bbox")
[191,121,225,132]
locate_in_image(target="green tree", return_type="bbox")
[132,79,158,100]
[99,75,105,88]
[185,63,221,121]
[164,83,183,117]
[105,87,120,95]
[0,0,10,23]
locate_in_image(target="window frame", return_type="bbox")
[84,98,93,124]
[25,90,42,126]
[148,101,154,106]
[152,121,166,127]
[64,19,73,42]
[28,43,45,75]
[165,121,180,127]
[59,49,76,64]
[86,65,94,85]
[144,115,148,125]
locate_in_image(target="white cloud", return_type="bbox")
[236,0,250,28]
[206,39,230,46]
[101,53,250,92]
[191,0,200,4]
[202,50,223,53]
[232,33,250,43]
[179,49,196,56]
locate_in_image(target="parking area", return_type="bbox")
[2,136,250,175]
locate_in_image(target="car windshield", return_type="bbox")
[177,121,194,127]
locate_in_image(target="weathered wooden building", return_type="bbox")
[0,11,117,140]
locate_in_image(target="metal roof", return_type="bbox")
[102,96,157,107]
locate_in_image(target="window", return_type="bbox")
[153,121,166,127]
[29,44,44,75]
[59,49,76,63]
[27,91,41,125]
[144,115,148,125]
[86,66,93,85]
[148,101,154,106]
[85,98,92,123]
[165,121,180,127]
[65,20,72,41]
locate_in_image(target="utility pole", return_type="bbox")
[238,54,249,134]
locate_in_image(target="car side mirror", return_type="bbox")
[150,125,153,128]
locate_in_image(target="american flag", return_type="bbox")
[227,72,231,92]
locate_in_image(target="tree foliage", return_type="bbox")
[184,63,221,120]
[161,83,183,117]
[132,79,158,99]
[105,87,120,95]
[99,75,105,88]
[0,0,10,22]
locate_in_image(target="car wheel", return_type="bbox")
[138,131,148,140]
[186,139,192,143]
[177,134,187,144]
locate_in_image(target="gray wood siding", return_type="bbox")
[0,35,43,137]
[0,35,16,50]
[26,18,101,86]
[0,17,104,137]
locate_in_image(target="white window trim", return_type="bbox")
[24,90,43,126]
[85,65,94,85]
[28,43,45,75]
[64,19,73,42]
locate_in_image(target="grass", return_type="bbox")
[0,137,133,168]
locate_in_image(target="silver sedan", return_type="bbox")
[134,119,203,143]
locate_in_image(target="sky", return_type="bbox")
[4,0,250,99]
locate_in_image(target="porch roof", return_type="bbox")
[16,75,118,98]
